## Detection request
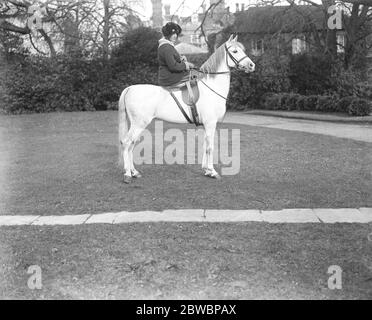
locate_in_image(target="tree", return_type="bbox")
[0,0,143,58]
[0,0,58,56]
[286,0,372,68]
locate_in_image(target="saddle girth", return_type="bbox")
[166,75,201,126]
[170,88,201,126]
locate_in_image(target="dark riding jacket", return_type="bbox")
[158,38,189,87]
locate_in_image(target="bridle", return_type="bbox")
[195,44,251,100]
[224,44,250,72]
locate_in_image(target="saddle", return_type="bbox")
[163,70,201,126]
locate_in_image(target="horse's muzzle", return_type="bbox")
[244,66,255,73]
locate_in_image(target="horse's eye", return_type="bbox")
[232,50,238,53]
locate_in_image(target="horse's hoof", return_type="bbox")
[123,175,132,184]
[213,173,221,180]
[132,172,142,179]
[204,171,221,180]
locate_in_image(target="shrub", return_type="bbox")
[356,83,372,101]
[261,93,278,110]
[347,98,371,116]
[338,96,355,113]
[296,95,307,111]
[227,53,291,111]
[289,53,334,95]
[304,95,318,111]
[330,68,361,97]
[317,95,338,112]
[2,53,106,113]
[257,93,371,116]
[260,93,305,111]
[111,27,161,69]
[286,93,301,111]
[1,27,163,114]
[271,94,283,110]
[185,53,209,67]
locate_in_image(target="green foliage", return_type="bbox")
[295,95,307,111]
[316,95,338,112]
[111,27,162,69]
[227,54,291,111]
[1,25,370,116]
[1,27,162,114]
[289,53,335,95]
[338,96,355,113]
[3,53,97,113]
[356,83,372,101]
[260,93,371,116]
[304,95,318,111]
[288,53,367,98]
[184,54,209,67]
[347,98,371,116]
[0,30,27,56]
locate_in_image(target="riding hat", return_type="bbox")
[162,22,182,38]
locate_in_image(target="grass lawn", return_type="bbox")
[0,111,371,215]
[0,112,371,300]
[0,223,371,299]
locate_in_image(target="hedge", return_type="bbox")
[1,27,161,114]
[260,93,371,116]
[1,25,370,116]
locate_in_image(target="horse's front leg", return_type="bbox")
[202,131,208,171]
[203,124,220,179]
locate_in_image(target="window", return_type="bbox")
[251,39,264,56]
[337,33,345,53]
[191,13,199,25]
[190,34,201,45]
[292,37,307,54]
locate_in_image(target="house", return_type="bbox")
[151,0,233,51]
[233,5,346,57]
[176,0,233,51]
[175,42,208,55]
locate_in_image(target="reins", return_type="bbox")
[199,79,228,101]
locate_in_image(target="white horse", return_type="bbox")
[118,35,255,184]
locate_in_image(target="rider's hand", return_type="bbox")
[186,62,195,70]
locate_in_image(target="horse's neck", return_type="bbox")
[203,53,231,99]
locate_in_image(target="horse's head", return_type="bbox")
[225,35,255,73]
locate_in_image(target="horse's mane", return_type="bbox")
[199,41,246,74]
[200,43,226,74]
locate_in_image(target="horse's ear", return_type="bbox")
[227,34,234,42]
[233,35,238,42]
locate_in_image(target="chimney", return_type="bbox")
[151,0,163,28]
[241,3,244,11]
[236,3,239,12]
[202,3,206,13]
[164,4,170,16]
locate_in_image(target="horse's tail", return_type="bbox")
[118,87,130,168]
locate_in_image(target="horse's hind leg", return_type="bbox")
[123,124,145,183]
[122,134,134,184]
[128,136,141,178]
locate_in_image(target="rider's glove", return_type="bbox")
[185,62,195,70]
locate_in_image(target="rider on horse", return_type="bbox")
[158,22,195,87]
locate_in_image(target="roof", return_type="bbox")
[234,5,326,34]
[175,42,209,54]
